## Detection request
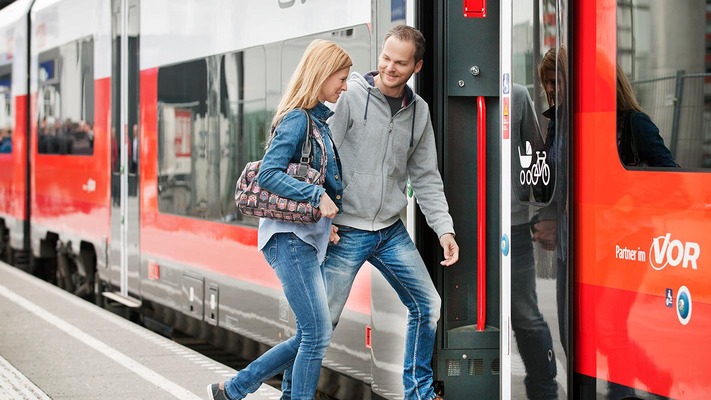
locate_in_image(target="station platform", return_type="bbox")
[0,261,281,400]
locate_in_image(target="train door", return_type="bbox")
[107,0,140,306]
[508,0,570,399]
[418,1,503,399]
[419,1,571,399]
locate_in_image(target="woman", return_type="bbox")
[532,46,569,357]
[208,39,351,400]
[616,62,678,167]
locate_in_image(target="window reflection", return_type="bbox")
[156,26,371,225]
[512,1,569,398]
[37,39,95,156]
[617,1,710,169]
[0,72,11,154]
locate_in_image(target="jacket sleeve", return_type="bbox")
[632,112,679,167]
[257,110,325,207]
[407,107,455,238]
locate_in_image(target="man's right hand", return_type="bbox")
[329,225,340,244]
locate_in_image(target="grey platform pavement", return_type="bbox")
[0,261,281,400]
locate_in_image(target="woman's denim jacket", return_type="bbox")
[257,103,343,211]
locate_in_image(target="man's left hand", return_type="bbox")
[439,233,459,266]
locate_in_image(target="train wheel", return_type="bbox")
[1,241,12,265]
[56,250,76,293]
[31,253,58,285]
[0,227,10,264]
[13,249,31,272]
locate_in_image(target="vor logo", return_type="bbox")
[649,233,700,271]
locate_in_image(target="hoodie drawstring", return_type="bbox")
[409,99,416,147]
[363,87,372,124]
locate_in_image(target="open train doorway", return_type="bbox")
[418,1,571,399]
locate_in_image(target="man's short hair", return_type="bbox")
[384,25,426,63]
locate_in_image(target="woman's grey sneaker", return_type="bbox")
[206,383,229,400]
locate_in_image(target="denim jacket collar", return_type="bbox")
[310,102,334,123]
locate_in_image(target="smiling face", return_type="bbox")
[319,67,350,104]
[375,36,423,97]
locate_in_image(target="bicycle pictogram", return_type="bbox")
[518,141,550,186]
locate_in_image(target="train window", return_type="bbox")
[157,47,268,224]
[156,27,370,224]
[220,47,268,226]
[0,71,11,154]
[157,58,208,217]
[37,38,95,156]
[617,2,709,170]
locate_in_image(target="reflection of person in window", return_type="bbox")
[71,121,92,155]
[130,124,138,173]
[616,62,679,167]
[511,83,558,399]
[0,129,11,153]
[531,47,569,357]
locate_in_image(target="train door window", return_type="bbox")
[617,2,708,170]
[0,69,11,154]
[511,1,570,398]
[156,59,207,217]
[37,38,95,156]
[221,47,268,226]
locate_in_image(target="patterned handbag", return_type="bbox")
[234,110,327,223]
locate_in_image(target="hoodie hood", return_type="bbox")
[359,71,417,147]
[327,71,455,237]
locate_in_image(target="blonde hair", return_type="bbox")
[537,46,568,107]
[616,62,643,112]
[270,39,352,130]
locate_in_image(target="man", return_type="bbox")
[284,25,459,400]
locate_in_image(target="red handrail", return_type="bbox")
[476,96,487,331]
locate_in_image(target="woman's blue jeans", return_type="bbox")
[281,221,440,400]
[314,220,440,400]
[224,233,332,400]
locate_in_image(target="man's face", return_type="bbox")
[377,36,423,93]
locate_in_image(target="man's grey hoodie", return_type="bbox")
[328,71,454,238]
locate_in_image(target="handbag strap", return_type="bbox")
[295,109,328,181]
[296,110,313,177]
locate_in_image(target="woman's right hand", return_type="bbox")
[318,193,338,219]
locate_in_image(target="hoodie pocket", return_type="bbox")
[380,177,408,219]
[342,172,381,218]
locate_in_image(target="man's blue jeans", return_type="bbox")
[224,233,332,400]
[284,220,441,400]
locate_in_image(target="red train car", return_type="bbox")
[0,0,709,399]
[0,0,31,268]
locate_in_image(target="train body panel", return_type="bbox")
[2,0,710,399]
[0,0,31,259]
[574,0,711,397]
[140,0,371,70]
[29,0,112,269]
